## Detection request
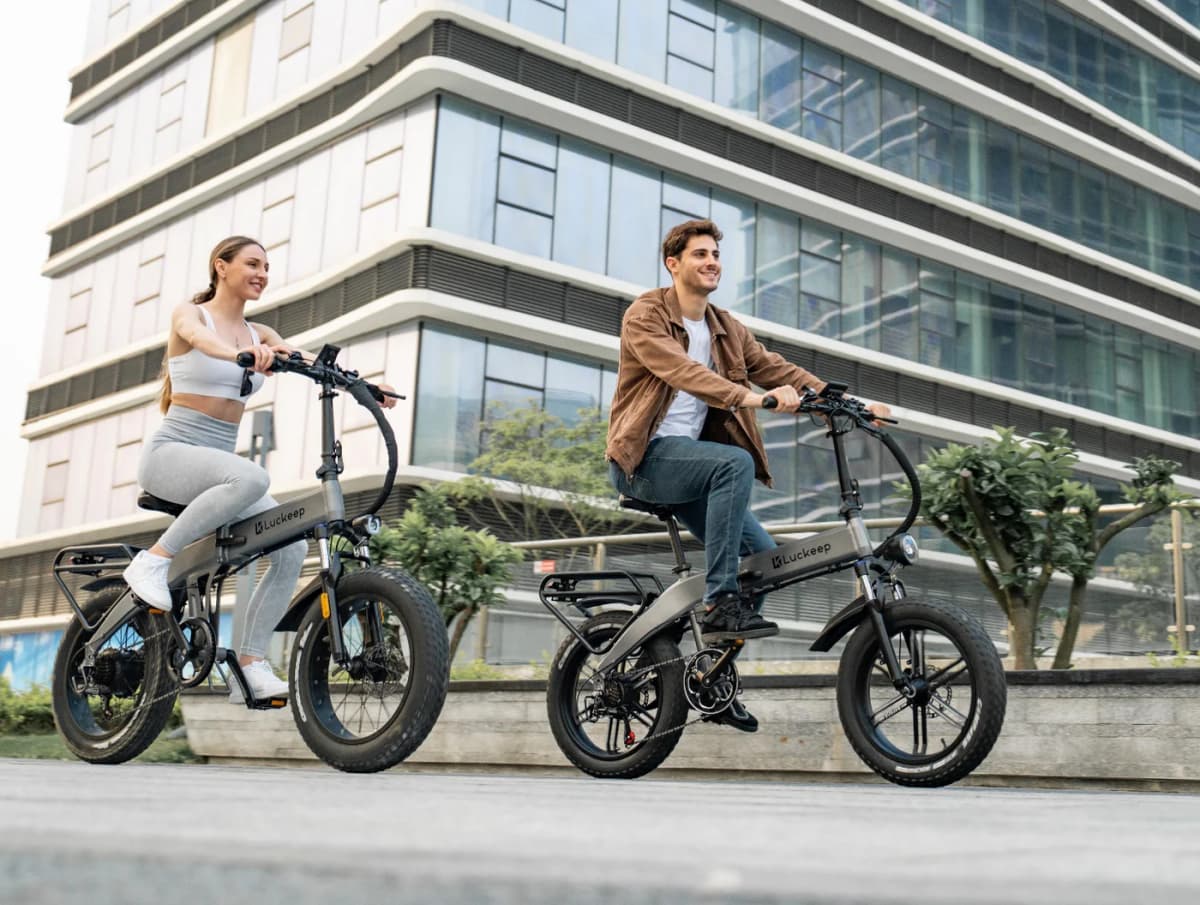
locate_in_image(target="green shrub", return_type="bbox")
[0,678,56,735]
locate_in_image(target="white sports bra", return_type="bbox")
[167,306,266,401]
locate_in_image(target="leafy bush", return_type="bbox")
[0,677,56,735]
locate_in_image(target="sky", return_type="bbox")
[0,3,90,540]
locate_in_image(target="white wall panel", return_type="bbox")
[385,323,419,466]
[161,217,196,315]
[181,41,216,149]
[63,422,97,527]
[397,98,435,229]
[39,281,71,378]
[106,243,140,349]
[320,130,366,270]
[245,0,285,116]
[83,254,119,362]
[83,416,118,524]
[340,0,379,62]
[289,149,332,282]
[308,0,345,80]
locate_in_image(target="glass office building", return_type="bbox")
[3,0,1198,685]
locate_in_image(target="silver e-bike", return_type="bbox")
[540,383,1006,787]
[49,346,449,772]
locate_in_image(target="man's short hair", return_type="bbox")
[662,219,723,263]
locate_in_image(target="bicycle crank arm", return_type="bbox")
[695,639,744,687]
[218,650,287,710]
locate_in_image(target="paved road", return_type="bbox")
[1,760,1198,904]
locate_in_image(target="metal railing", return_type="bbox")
[511,500,1199,654]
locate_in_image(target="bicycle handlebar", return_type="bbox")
[759,385,921,551]
[236,350,400,522]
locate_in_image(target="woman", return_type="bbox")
[122,236,396,703]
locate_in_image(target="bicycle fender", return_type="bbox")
[595,573,705,672]
[809,595,869,652]
[274,575,324,632]
[80,576,127,593]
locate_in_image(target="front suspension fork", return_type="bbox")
[315,529,347,665]
[859,564,913,696]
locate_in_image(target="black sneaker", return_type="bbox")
[703,698,759,733]
[738,609,779,639]
[700,592,746,643]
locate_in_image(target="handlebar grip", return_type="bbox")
[762,396,779,410]
[235,352,254,368]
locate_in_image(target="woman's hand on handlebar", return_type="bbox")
[236,343,284,374]
[375,382,399,409]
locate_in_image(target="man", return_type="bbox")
[606,218,890,731]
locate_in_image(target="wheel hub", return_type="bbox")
[92,649,144,698]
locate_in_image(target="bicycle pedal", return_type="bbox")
[249,697,288,710]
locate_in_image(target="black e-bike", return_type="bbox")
[49,345,449,772]
[540,383,1006,786]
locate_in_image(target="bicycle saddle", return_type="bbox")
[136,491,185,518]
[618,495,676,521]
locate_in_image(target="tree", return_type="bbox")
[1113,509,1199,604]
[1050,456,1186,668]
[371,484,523,665]
[915,427,1183,669]
[449,404,629,563]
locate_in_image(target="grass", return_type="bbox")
[0,733,200,763]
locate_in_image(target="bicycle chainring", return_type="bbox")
[683,648,739,715]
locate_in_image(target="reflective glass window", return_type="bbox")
[553,141,612,274]
[618,0,668,81]
[413,328,486,471]
[430,100,499,242]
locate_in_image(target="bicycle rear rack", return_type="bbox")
[52,544,141,631]
[538,570,665,655]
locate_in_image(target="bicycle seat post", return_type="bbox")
[662,513,691,576]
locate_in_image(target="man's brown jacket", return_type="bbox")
[605,287,824,487]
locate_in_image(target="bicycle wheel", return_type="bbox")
[290,567,448,773]
[546,611,687,779]
[51,585,177,764]
[836,598,1006,787]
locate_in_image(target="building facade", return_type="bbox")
[3,0,1198,688]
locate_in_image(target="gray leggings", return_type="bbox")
[139,406,307,658]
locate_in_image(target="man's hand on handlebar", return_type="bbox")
[865,401,894,425]
[741,387,804,412]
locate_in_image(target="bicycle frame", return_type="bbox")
[54,345,396,684]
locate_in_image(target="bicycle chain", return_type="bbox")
[583,649,724,746]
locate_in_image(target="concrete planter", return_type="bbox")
[180,669,1200,789]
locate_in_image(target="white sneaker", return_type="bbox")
[229,659,289,704]
[122,550,172,610]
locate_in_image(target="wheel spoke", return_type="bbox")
[912,702,927,755]
[929,692,969,729]
[927,658,967,691]
[871,693,909,727]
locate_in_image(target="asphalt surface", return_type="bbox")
[1,760,1198,904]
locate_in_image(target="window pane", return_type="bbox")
[668,12,715,68]
[842,60,879,164]
[608,158,662,287]
[760,22,802,132]
[619,0,668,80]
[553,140,611,273]
[501,119,557,169]
[662,173,709,217]
[880,76,917,178]
[495,204,553,258]
[667,54,715,99]
[498,156,555,216]
[800,252,839,300]
[431,101,499,241]
[841,234,880,350]
[670,0,715,28]
[880,249,917,360]
[487,341,545,392]
[546,356,601,423]
[714,2,759,115]
[565,0,618,61]
[710,190,757,313]
[510,0,565,41]
[755,207,799,327]
[413,328,485,471]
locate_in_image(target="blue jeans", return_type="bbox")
[609,436,776,605]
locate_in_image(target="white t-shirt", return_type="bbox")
[654,315,713,441]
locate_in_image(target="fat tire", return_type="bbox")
[290,567,448,773]
[836,598,1006,787]
[51,586,177,765]
[546,611,687,780]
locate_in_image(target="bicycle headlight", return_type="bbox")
[898,534,918,565]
